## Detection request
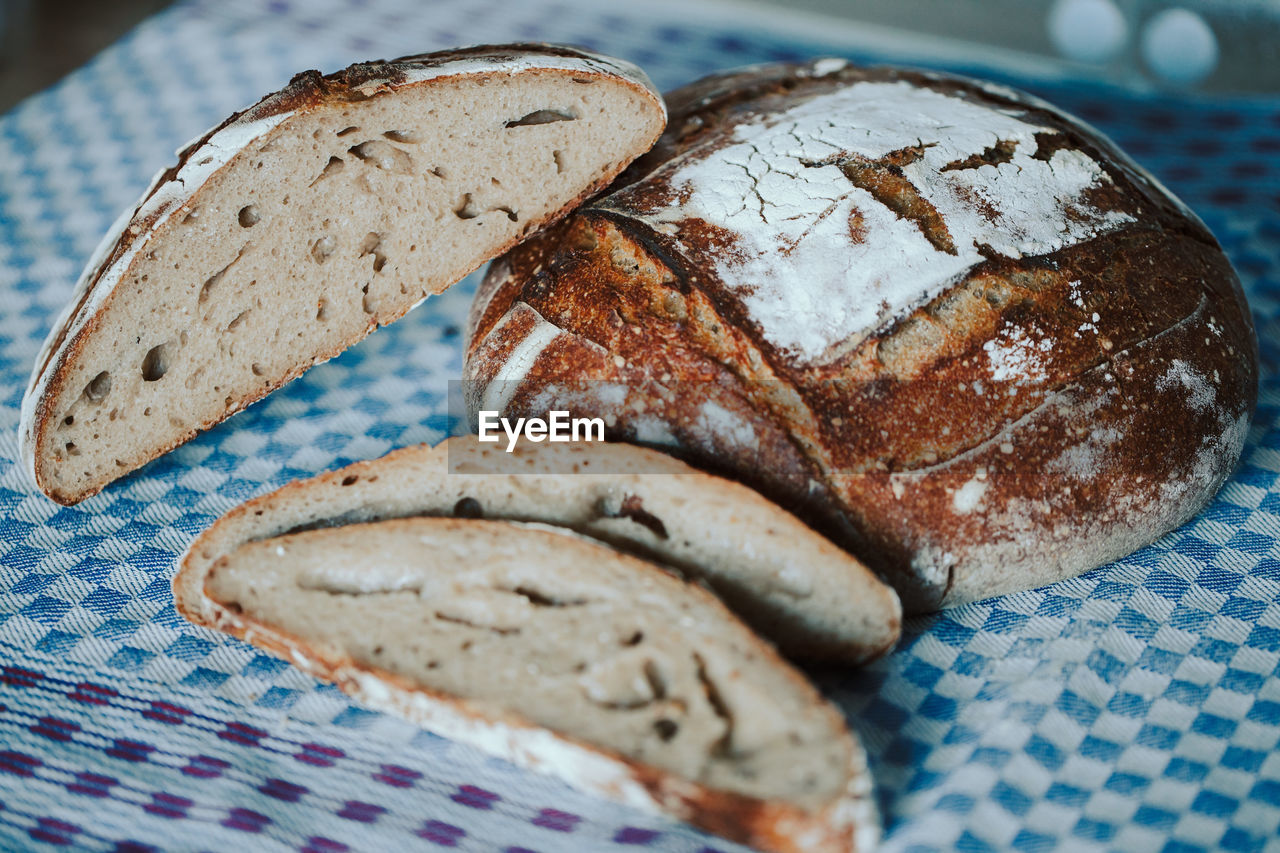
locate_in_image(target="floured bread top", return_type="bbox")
[605,69,1133,364]
[204,518,853,810]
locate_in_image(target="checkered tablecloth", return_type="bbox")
[1,0,1278,850]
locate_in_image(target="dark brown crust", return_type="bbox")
[198,519,873,853]
[466,59,1258,612]
[28,43,664,504]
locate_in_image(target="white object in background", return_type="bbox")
[1048,0,1129,64]
[1141,7,1219,85]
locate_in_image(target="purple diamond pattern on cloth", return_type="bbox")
[0,0,1279,851]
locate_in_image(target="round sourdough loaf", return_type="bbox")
[465,59,1258,613]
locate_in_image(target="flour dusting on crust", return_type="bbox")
[1157,359,1217,414]
[984,325,1055,382]
[624,80,1134,363]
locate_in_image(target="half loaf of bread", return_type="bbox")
[201,517,878,853]
[21,44,665,504]
[176,436,901,663]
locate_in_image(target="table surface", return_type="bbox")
[1,0,1278,851]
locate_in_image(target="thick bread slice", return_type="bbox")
[202,517,878,853]
[176,435,901,663]
[21,44,665,505]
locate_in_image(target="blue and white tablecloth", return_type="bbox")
[1,0,1278,850]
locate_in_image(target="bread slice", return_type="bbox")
[175,435,901,663]
[201,517,878,853]
[21,44,665,505]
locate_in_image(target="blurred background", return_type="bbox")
[0,0,173,110]
[0,0,1276,112]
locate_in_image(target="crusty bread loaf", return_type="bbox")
[22,44,665,505]
[200,517,879,853]
[175,435,901,662]
[465,59,1258,613]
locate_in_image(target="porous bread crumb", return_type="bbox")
[205,517,855,810]
[25,47,665,504]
